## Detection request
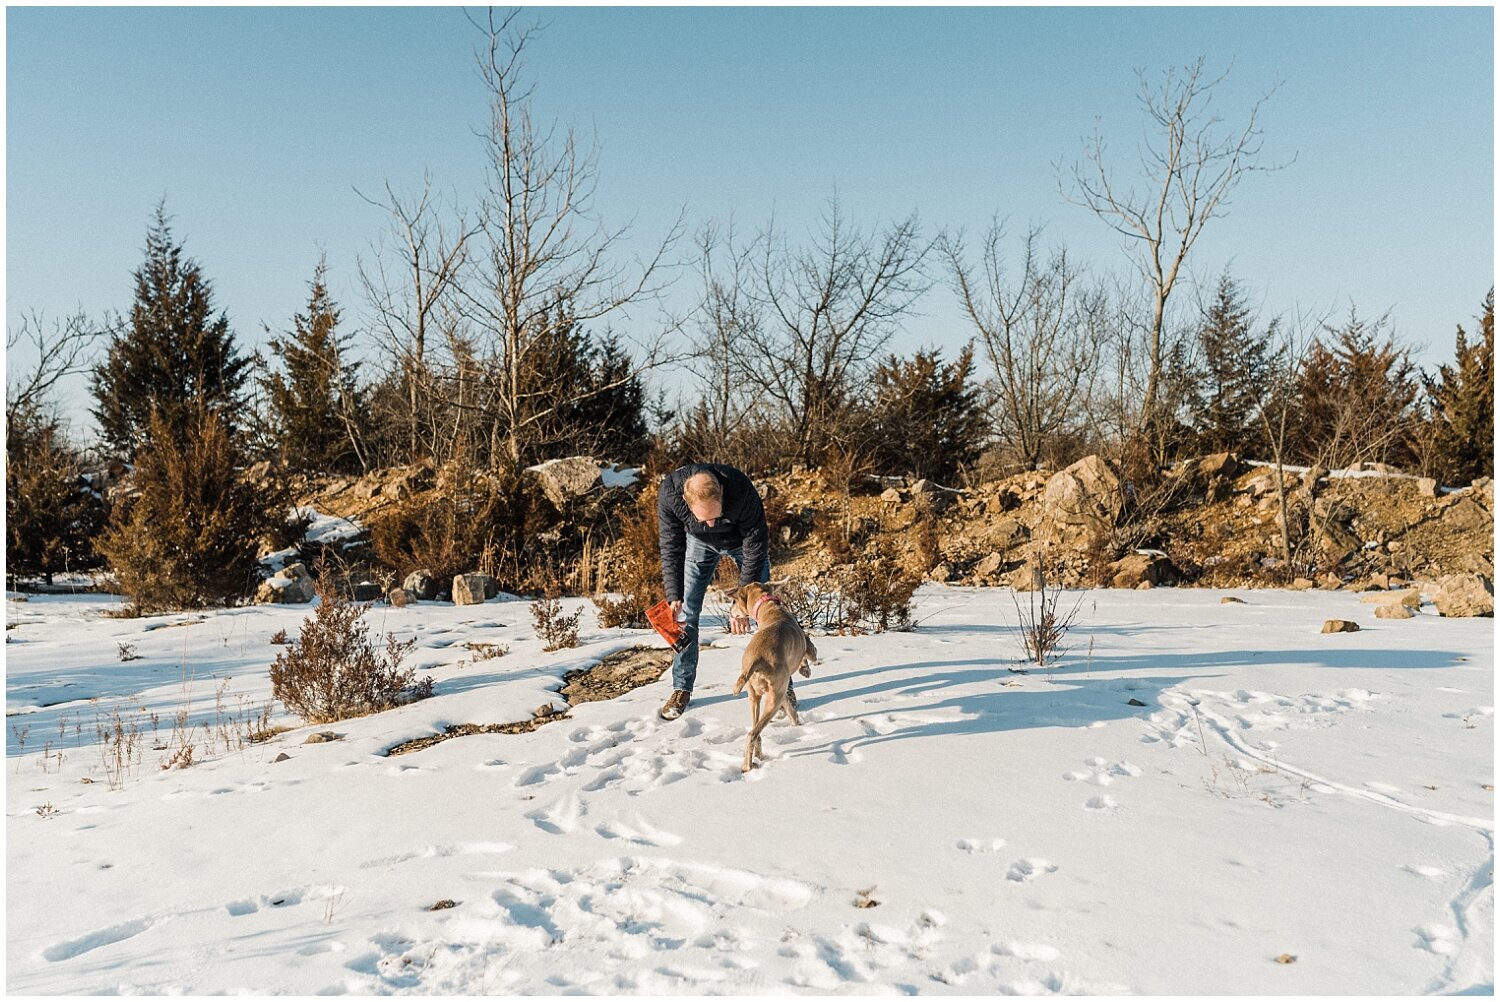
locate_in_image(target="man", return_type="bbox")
[656,462,789,720]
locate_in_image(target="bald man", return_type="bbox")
[655,462,774,720]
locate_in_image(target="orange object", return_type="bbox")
[646,600,692,652]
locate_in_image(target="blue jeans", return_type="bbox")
[671,534,770,693]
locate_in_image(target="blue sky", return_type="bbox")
[6,6,1493,431]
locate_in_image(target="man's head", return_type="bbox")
[683,471,724,526]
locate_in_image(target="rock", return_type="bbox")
[1245,473,1280,498]
[1108,553,1179,589]
[1361,461,1402,475]
[1433,574,1494,618]
[1440,497,1492,536]
[1198,452,1245,482]
[403,570,440,602]
[1291,578,1316,590]
[880,487,903,504]
[272,752,291,763]
[1135,581,1153,590]
[388,588,412,608]
[453,573,499,606]
[527,456,602,509]
[381,464,433,501]
[973,551,1006,579]
[1359,589,1421,609]
[1375,604,1415,620]
[1007,563,1045,592]
[1417,477,1439,498]
[304,731,341,744]
[910,479,955,513]
[1221,596,1247,604]
[254,562,316,605]
[1042,456,1124,533]
[928,563,952,583]
[1321,620,1361,633]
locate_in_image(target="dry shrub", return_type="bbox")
[593,480,661,629]
[831,539,921,632]
[531,594,582,651]
[367,466,553,593]
[270,581,430,724]
[913,512,943,572]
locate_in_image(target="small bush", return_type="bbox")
[831,539,921,633]
[1009,549,1086,669]
[592,480,661,629]
[532,594,582,652]
[270,582,430,724]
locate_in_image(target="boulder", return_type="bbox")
[403,570,440,602]
[1108,553,1180,589]
[1007,563,1045,592]
[973,551,1006,579]
[1042,456,1124,526]
[388,587,412,608]
[880,487,903,505]
[1432,574,1494,618]
[1321,620,1361,633]
[1359,589,1421,609]
[452,573,499,606]
[1417,477,1439,499]
[910,479,955,513]
[1198,452,1246,482]
[1439,497,1492,536]
[254,562,316,605]
[527,457,602,509]
[1375,604,1415,620]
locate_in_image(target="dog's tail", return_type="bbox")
[733,657,772,696]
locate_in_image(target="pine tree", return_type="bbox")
[91,205,249,458]
[5,411,108,586]
[263,258,366,472]
[1424,290,1494,484]
[868,344,989,483]
[1189,273,1279,454]
[1294,309,1418,468]
[96,407,277,613]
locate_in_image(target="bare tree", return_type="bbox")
[7,310,112,430]
[943,222,1104,470]
[744,196,934,467]
[1062,58,1284,450]
[1255,305,1327,578]
[355,174,474,464]
[459,8,682,467]
[687,219,763,457]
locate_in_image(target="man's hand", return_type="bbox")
[729,614,751,635]
[670,600,683,618]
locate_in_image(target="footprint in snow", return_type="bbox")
[955,838,1005,853]
[1006,858,1058,882]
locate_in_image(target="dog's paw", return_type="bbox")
[798,666,812,679]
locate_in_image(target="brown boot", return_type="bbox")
[659,689,691,721]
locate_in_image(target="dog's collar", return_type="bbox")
[750,593,781,618]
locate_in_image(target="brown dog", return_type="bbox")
[726,581,817,773]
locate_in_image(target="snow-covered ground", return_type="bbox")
[5,586,1492,994]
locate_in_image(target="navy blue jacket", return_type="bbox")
[657,463,768,602]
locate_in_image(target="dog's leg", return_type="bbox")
[780,682,802,727]
[744,687,781,771]
[743,682,766,773]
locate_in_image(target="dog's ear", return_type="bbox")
[765,577,790,592]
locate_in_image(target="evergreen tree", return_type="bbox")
[868,345,989,483]
[263,258,367,473]
[1188,273,1279,453]
[5,411,108,586]
[1293,308,1418,468]
[91,205,249,457]
[96,407,278,613]
[1423,290,1494,484]
[518,314,650,464]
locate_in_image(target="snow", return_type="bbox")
[601,464,641,489]
[5,586,1493,994]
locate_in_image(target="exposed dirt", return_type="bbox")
[383,646,672,756]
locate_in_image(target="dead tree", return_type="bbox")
[355,174,474,464]
[1063,58,1283,453]
[943,223,1104,470]
[460,9,681,467]
[746,196,933,467]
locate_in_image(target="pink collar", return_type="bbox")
[750,593,781,618]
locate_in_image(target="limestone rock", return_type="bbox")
[1432,574,1494,618]
[1321,620,1360,633]
[453,573,499,606]
[1417,478,1439,498]
[1375,604,1415,620]
[1007,563,1045,592]
[1359,589,1421,609]
[527,457,602,509]
[1042,456,1124,533]
[254,562,316,605]
[388,587,412,608]
[973,551,1006,579]
[1108,553,1179,589]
